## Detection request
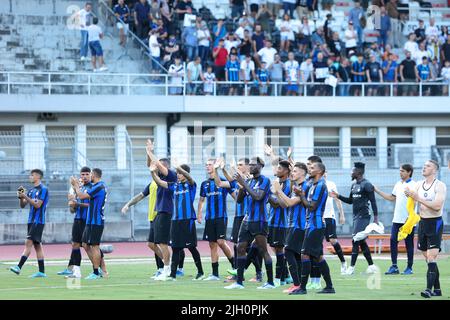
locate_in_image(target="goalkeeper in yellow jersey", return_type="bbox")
[374,164,416,275]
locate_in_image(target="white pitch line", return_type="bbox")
[0,282,152,292]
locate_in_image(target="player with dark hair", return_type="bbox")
[290,162,335,295]
[272,162,308,294]
[375,163,416,275]
[405,160,447,298]
[10,169,49,278]
[70,167,107,280]
[57,166,92,278]
[198,158,234,281]
[330,162,378,275]
[267,160,291,286]
[151,163,205,281]
[225,156,275,290]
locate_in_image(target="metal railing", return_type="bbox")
[1,71,450,97]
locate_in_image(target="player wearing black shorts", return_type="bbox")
[146,139,178,278]
[272,162,308,294]
[10,169,49,278]
[290,162,335,295]
[151,164,205,281]
[198,159,234,281]
[331,162,378,276]
[57,167,92,279]
[405,160,447,298]
[267,160,291,287]
[70,167,107,280]
[225,157,275,290]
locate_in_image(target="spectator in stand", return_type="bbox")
[269,53,284,95]
[313,52,329,95]
[168,56,185,95]
[225,33,241,55]
[149,28,162,73]
[235,19,250,40]
[296,0,309,19]
[256,38,277,67]
[134,0,151,41]
[182,25,198,62]
[248,0,261,18]
[203,65,217,95]
[381,44,398,61]
[256,4,273,36]
[150,0,161,21]
[337,57,351,96]
[386,0,401,48]
[414,41,431,66]
[240,54,256,95]
[197,21,211,66]
[365,54,383,96]
[77,2,93,61]
[399,51,418,96]
[311,26,325,46]
[186,56,205,95]
[377,6,390,50]
[283,0,297,19]
[176,0,194,29]
[306,0,318,15]
[441,60,450,96]
[348,0,364,48]
[267,0,281,18]
[87,17,108,72]
[280,14,295,53]
[252,24,266,54]
[297,16,312,56]
[231,0,247,20]
[160,0,174,36]
[163,35,180,66]
[323,13,333,44]
[213,39,229,80]
[382,53,398,96]
[414,19,426,44]
[213,19,227,48]
[300,56,314,83]
[429,57,440,82]
[239,30,253,62]
[428,36,441,64]
[351,54,366,96]
[155,19,168,42]
[225,53,241,95]
[328,32,344,57]
[404,33,418,56]
[367,42,382,63]
[114,0,130,47]
[438,26,448,45]
[344,22,358,56]
[441,34,450,65]
[425,18,439,42]
[284,52,300,96]
[257,61,270,95]
[417,57,433,96]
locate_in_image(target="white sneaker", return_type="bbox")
[257,282,276,290]
[345,266,355,275]
[98,66,108,72]
[366,265,379,274]
[154,273,168,281]
[340,261,348,275]
[224,283,244,290]
[93,68,99,72]
[80,56,87,61]
[203,275,221,281]
[273,278,281,287]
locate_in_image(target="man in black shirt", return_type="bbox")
[399,51,418,96]
[231,0,246,20]
[365,55,383,96]
[330,162,378,276]
[239,30,253,59]
[414,20,426,44]
[441,34,450,64]
[337,57,351,96]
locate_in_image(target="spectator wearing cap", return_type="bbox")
[213,38,229,80]
[182,24,198,62]
[344,22,357,56]
[348,0,364,48]
[197,21,211,65]
[377,6,390,50]
[414,19,426,44]
[134,0,151,41]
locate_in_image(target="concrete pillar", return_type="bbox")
[170,126,189,165]
[215,126,227,157]
[414,127,436,167]
[154,124,168,158]
[23,124,46,171]
[340,127,351,169]
[75,124,87,170]
[253,127,266,159]
[292,127,314,163]
[377,127,388,169]
[115,125,127,170]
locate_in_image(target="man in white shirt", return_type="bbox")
[256,39,277,67]
[374,163,416,275]
[77,2,93,61]
[404,33,419,56]
[413,41,431,66]
[284,52,299,96]
[149,28,161,73]
[240,55,256,95]
[300,57,314,83]
[425,18,439,42]
[87,17,108,72]
[186,56,204,95]
[224,33,241,54]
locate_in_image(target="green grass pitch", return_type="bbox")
[0,257,449,300]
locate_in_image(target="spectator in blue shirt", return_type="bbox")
[377,6,391,50]
[226,53,241,95]
[417,57,434,96]
[351,54,366,96]
[257,61,270,96]
[348,0,364,47]
[134,0,151,40]
[182,25,198,62]
[213,19,227,48]
[382,53,398,95]
[114,0,130,47]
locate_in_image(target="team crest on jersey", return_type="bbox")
[424,193,428,198]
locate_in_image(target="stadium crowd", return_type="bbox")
[103,0,450,95]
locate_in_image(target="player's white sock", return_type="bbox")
[164,265,170,276]
[72,266,81,277]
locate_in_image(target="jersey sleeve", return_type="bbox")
[312,180,326,202]
[166,169,177,183]
[142,183,151,197]
[167,182,176,192]
[87,183,104,198]
[199,181,207,198]
[260,177,271,193]
[364,181,375,193]
[190,183,197,202]
[39,186,48,201]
